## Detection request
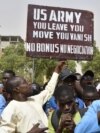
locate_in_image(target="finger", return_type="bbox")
[65,124,75,129]
[34,123,40,128]
[40,127,48,132]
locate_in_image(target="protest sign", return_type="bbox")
[26,4,94,60]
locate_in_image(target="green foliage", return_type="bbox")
[81,43,100,79]
[34,59,76,83]
[0,43,76,83]
[68,60,76,72]
[0,43,25,70]
[0,43,29,80]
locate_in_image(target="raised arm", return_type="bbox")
[34,61,65,105]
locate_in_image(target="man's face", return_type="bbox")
[64,76,75,85]
[81,76,94,87]
[2,73,13,85]
[83,92,99,107]
[2,73,14,100]
[18,82,33,97]
[57,95,76,114]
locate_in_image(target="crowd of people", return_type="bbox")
[0,61,100,133]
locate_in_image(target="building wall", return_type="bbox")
[0,35,24,51]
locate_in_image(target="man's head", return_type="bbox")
[29,82,42,96]
[80,70,94,87]
[58,68,77,87]
[2,70,15,86]
[82,85,99,107]
[54,84,76,114]
[5,76,33,101]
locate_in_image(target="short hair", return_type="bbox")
[3,70,16,77]
[30,82,41,95]
[5,76,27,94]
[54,84,75,101]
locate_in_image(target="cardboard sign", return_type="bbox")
[26,4,94,60]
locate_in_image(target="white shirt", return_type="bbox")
[0,72,59,133]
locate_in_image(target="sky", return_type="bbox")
[0,0,100,48]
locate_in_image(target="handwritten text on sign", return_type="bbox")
[26,5,94,60]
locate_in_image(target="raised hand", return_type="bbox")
[54,61,66,74]
[56,113,75,133]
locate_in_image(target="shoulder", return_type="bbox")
[88,100,100,113]
[0,94,5,99]
[3,100,18,110]
[75,112,98,133]
[92,100,100,106]
[0,94,6,106]
[0,94,6,101]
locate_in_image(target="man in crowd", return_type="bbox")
[0,70,16,115]
[0,61,65,133]
[75,99,100,133]
[48,84,81,133]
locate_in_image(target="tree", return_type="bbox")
[0,43,76,83]
[0,43,31,81]
[81,42,100,79]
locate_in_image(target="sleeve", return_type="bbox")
[0,101,17,133]
[74,114,98,133]
[0,95,7,115]
[74,101,100,133]
[33,72,59,105]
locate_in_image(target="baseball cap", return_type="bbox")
[83,70,94,78]
[59,68,77,81]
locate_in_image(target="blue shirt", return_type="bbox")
[74,100,100,133]
[75,97,84,109]
[0,94,7,115]
[44,96,58,114]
